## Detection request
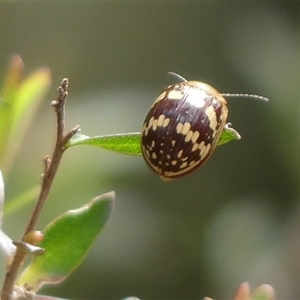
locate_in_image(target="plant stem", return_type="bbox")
[1,78,80,300]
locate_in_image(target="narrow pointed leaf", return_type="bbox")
[12,68,51,130]
[0,56,51,171]
[67,132,143,155]
[0,55,23,106]
[0,56,23,161]
[17,192,115,291]
[67,128,240,156]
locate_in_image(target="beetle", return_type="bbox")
[141,72,268,181]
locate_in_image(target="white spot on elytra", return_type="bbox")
[152,119,158,131]
[192,143,199,152]
[168,90,183,100]
[192,131,200,143]
[205,106,218,131]
[189,160,196,166]
[181,122,191,135]
[180,161,188,169]
[157,114,165,127]
[163,118,170,127]
[178,149,183,158]
[142,123,149,136]
[199,141,205,150]
[156,91,166,102]
[176,123,183,134]
[148,116,154,127]
[186,89,207,107]
[199,144,206,156]
[202,143,211,159]
[184,130,193,142]
[176,122,192,136]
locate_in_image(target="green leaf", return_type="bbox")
[218,125,241,146]
[0,55,23,107]
[0,56,24,161]
[67,132,142,155]
[0,56,51,172]
[11,67,51,134]
[17,192,115,291]
[67,126,240,156]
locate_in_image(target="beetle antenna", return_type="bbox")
[221,93,269,102]
[168,72,187,82]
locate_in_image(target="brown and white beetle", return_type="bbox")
[141,72,268,180]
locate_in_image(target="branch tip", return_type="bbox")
[73,124,81,133]
[43,155,51,169]
[51,100,58,107]
[61,77,69,86]
[63,125,81,144]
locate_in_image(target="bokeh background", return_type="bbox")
[1,2,300,299]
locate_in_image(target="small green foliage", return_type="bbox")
[17,192,115,291]
[67,132,143,155]
[218,125,241,146]
[0,55,51,172]
[67,127,240,156]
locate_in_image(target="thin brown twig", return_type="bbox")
[1,78,80,300]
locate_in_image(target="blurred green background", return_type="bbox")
[1,2,300,299]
